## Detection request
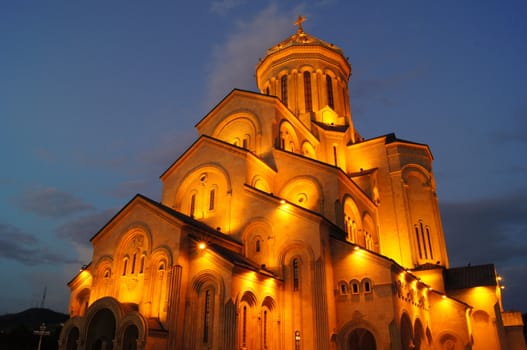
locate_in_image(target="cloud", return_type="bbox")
[56,208,117,246]
[210,0,246,15]
[441,189,527,267]
[15,187,94,218]
[205,4,292,107]
[0,222,80,265]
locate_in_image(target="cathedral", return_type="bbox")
[58,19,526,350]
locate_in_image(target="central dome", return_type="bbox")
[255,23,354,133]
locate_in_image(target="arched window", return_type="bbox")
[190,193,196,218]
[365,231,373,251]
[339,281,349,295]
[351,280,360,294]
[303,71,312,112]
[362,279,372,293]
[209,189,215,211]
[326,75,334,109]
[292,258,300,291]
[242,305,247,347]
[333,145,338,166]
[203,289,212,343]
[255,239,261,253]
[263,309,268,348]
[122,258,128,276]
[139,255,145,274]
[131,252,137,274]
[414,221,434,260]
[281,75,288,105]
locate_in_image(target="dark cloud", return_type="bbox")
[16,187,94,218]
[56,208,116,246]
[441,189,527,267]
[0,222,80,265]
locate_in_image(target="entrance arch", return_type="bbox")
[64,327,79,350]
[86,308,116,350]
[348,328,377,350]
[122,324,139,350]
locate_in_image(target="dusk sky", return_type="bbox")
[1,1,526,314]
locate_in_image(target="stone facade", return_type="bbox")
[59,24,526,350]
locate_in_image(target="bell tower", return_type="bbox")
[256,17,359,142]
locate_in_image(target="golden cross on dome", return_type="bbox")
[294,15,307,33]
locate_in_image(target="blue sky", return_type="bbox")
[1,1,526,314]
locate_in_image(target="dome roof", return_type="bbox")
[266,27,345,56]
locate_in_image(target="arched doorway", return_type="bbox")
[65,327,79,350]
[348,328,376,350]
[86,308,116,350]
[401,313,414,350]
[122,325,139,350]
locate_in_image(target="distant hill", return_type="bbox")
[0,308,68,331]
[0,308,69,350]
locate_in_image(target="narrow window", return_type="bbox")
[131,252,136,274]
[242,138,248,149]
[415,226,423,259]
[255,239,261,253]
[365,232,373,251]
[263,310,268,348]
[426,227,433,259]
[303,71,312,112]
[242,305,247,347]
[326,75,334,109]
[209,189,215,211]
[280,137,285,150]
[363,280,372,293]
[265,86,270,95]
[340,282,348,295]
[122,258,128,276]
[190,193,196,218]
[333,145,338,166]
[420,222,428,259]
[351,281,359,294]
[139,255,145,274]
[203,289,212,343]
[293,258,300,291]
[281,75,288,105]
[104,268,111,279]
